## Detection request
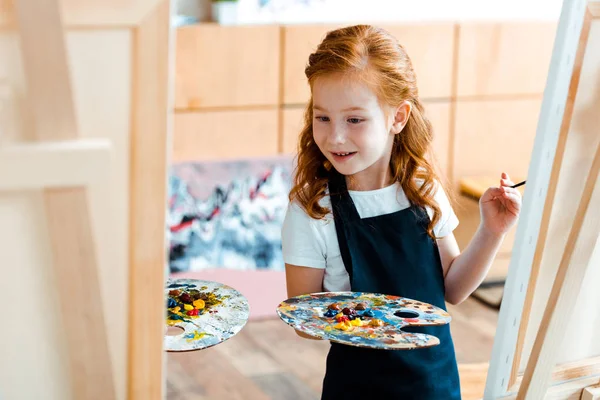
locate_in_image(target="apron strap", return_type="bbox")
[328,170,359,282]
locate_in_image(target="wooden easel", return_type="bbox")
[484,0,600,398]
[0,0,172,399]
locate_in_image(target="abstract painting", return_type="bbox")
[167,155,294,273]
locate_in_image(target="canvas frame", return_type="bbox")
[4,0,173,398]
[484,0,600,398]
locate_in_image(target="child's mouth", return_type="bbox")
[331,152,357,162]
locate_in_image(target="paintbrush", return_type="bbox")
[510,180,526,188]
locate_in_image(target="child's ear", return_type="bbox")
[391,101,412,134]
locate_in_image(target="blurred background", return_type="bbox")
[165,0,559,399]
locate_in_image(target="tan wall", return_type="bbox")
[172,21,557,188]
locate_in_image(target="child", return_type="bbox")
[281,25,522,399]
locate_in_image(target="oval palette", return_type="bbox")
[164,279,250,351]
[277,291,451,350]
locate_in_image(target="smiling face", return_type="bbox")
[312,73,408,190]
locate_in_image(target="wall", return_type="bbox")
[172,21,558,188]
[179,0,564,23]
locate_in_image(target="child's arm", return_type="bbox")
[285,263,325,340]
[438,228,504,305]
[438,172,522,305]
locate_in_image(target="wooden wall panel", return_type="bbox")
[282,23,455,105]
[424,100,452,179]
[173,109,279,162]
[281,25,322,105]
[456,22,557,97]
[175,24,280,109]
[281,106,305,155]
[453,98,542,186]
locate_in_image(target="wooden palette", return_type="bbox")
[164,279,250,351]
[277,292,451,350]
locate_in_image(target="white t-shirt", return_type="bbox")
[281,181,459,292]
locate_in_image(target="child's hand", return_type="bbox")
[479,172,522,236]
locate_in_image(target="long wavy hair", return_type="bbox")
[289,24,451,239]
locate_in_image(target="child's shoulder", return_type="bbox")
[281,196,332,265]
[285,195,333,225]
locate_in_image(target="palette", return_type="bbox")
[277,292,451,350]
[164,279,250,351]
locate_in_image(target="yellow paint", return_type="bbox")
[186,331,207,342]
[368,319,384,327]
[334,322,353,331]
[183,304,194,311]
[169,309,186,318]
[193,299,205,309]
[166,319,179,326]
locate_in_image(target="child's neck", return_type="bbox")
[346,168,395,191]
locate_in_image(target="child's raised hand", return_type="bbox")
[479,172,522,236]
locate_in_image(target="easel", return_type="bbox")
[0,0,172,399]
[484,0,600,398]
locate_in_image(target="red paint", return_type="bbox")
[170,220,193,232]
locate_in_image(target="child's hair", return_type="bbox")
[289,24,451,239]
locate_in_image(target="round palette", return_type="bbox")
[164,279,250,351]
[277,291,451,350]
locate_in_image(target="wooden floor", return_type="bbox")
[166,297,498,400]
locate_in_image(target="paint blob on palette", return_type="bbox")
[164,279,250,351]
[277,292,451,350]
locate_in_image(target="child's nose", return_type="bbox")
[329,125,346,144]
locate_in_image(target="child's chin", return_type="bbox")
[332,164,360,176]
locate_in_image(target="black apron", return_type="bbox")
[321,171,461,400]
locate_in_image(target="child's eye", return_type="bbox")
[347,118,363,124]
[315,116,330,122]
